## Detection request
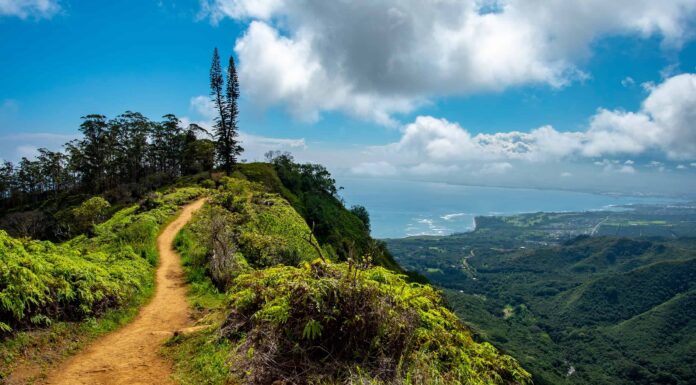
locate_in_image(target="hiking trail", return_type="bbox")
[44,198,206,385]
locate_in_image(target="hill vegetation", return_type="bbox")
[0,160,530,385]
[387,215,696,385]
[163,171,531,385]
[0,187,205,380]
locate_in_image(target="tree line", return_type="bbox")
[0,48,243,209]
[0,113,215,207]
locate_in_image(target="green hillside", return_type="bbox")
[387,218,696,385]
[0,187,205,379]
[162,172,531,385]
[1,164,529,385]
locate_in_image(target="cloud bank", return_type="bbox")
[332,73,696,196]
[0,0,61,19]
[203,0,696,124]
[382,73,696,164]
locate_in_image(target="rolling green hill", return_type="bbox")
[163,169,531,385]
[1,162,530,385]
[387,217,696,385]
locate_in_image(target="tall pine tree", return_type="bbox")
[224,55,243,167]
[209,48,242,173]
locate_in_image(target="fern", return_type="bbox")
[302,319,323,340]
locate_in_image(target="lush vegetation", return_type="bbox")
[238,156,404,273]
[175,176,321,289]
[222,261,530,385]
[0,48,246,240]
[0,113,215,242]
[387,210,696,385]
[164,172,530,385]
[0,187,205,379]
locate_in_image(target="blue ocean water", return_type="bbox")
[337,178,680,239]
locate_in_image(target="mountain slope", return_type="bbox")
[43,198,206,385]
[387,227,696,385]
[163,170,532,385]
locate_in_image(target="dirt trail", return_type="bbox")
[44,198,206,385]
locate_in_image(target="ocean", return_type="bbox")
[337,177,680,239]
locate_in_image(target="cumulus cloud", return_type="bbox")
[234,21,416,126]
[0,0,60,19]
[380,73,696,167]
[202,0,696,124]
[346,73,696,183]
[595,159,637,174]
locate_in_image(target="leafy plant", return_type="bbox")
[0,187,205,334]
[221,260,532,385]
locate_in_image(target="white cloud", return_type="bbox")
[408,162,459,176]
[234,21,416,126]
[677,164,687,169]
[203,0,696,124]
[585,73,696,159]
[386,116,583,163]
[350,161,398,177]
[560,171,573,177]
[346,73,696,183]
[0,132,77,163]
[621,77,636,87]
[0,0,60,19]
[475,162,513,175]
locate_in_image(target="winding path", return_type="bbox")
[45,198,206,385]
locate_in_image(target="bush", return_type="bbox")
[0,187,206,334]
[70,196,111,234]
[179,178,322,290]
[221,260,532,385]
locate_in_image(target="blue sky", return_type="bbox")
[2,1,696,196]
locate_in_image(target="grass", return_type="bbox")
[0,280,154,383]
[0,187,206,383]
[162,175,531,385]
[162,203,232,385]
[164,328,232,385]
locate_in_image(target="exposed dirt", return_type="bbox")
[41,198,206,385]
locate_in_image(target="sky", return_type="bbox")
[1,0,696,196]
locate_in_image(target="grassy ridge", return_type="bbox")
[237,163,403,272]
[0,187,205,381]
[164,174,531,385]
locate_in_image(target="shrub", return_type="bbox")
[0,187,206,335]
[221,260,532,385]
[70,196,111,234]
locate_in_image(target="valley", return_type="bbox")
[386,205,696,385]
